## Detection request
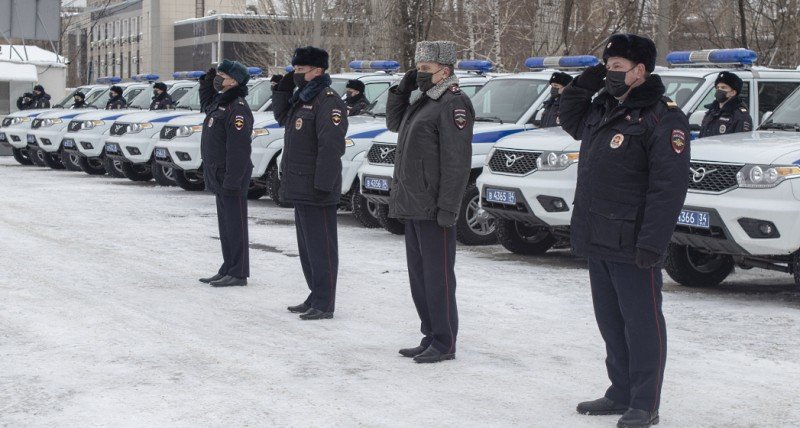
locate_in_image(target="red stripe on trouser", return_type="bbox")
[239,195,246,278]
[322,206,335,312]
[443,227,454,354]
[650,267,663,411]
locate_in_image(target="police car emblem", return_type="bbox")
[719,124,727,133]
[207,117,214,128]
[671,129,686,154]
[454,109,467,130]
[332,109,342,126]
[234,115,245,131]
[295,118,303,130]
[609,133,624,149]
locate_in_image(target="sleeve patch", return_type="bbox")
[453,109,468,130]
[234,115,245,131]
[331,109,342,126]
[671,129,686,154]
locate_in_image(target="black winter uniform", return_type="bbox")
[199,77,254,280]
[106,95,127,110]
[386,80,474,355]
[345,93,370,116]
[698,96,752,138]
[559,73,690,413]
[273,74,348,313]
[16,96,33,110]
[150,92,175,110]
[71,99,87,109]
[33,93,51,109]
[540,94,563,128]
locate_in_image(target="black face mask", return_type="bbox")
[714,89,730,103]
[293,72,309,89]
[153,90,159,97]
[550,87,560,97]
[605,70,631,98]
[213,75,225,92]
[417,72,436,92]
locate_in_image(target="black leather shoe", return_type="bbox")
[287,303,310,313]
[210,275,247,287]
[413,345,455,363]
[617,409,659,428]
[398,345,427,358]
[576,397,628,416]
[199,273,224,284]
[299,308,333,320]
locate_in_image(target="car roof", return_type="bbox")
[656,66,800,79]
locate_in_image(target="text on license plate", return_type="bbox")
[364,176,389,191]
[485,188,517,205]
[105,144,118,153]
[26,135,36,143]
[63,139,75,148]
[677,209,710,229]
[155,148,167,158]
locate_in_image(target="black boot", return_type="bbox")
[287,303,309,313]
[299,308,333,320]
[210,275,247,287]
[413,345,455,363]
[617,409,659,428]
[199,273,224,284]
[576,397,628,416]
[398,345,427,358]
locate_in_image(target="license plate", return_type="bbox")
[485,188,517,205]
[364,176,389,191]
[677,209,710,229]
[105,143,119,154]
[0,132,6,141]
[26,134,36,143]
[154,148,167,159]
[63,139,75,148]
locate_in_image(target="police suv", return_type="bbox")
[477,49,800,255]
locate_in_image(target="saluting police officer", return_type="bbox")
[344,79,369,116]
[197,60,254,287]
[559,34,690,428]
[106,86,127,110]
[387,41,474,364]
[16,93,34,110]
[150,82,175,110]
[699,71,752,138]
[540,71,573,128]
[273,46,348,320]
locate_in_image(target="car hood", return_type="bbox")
[691,131,800,165]
[370,122,529,145]
[61,109,141,121]
[163,113,207,126]
[6,108,53,118]
[111,110,196,124]
[493,127,579,152]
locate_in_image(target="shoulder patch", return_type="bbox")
[234,115,245,131]
[671,129,686,154]
[331,109,342,126]
[453,108,468,130]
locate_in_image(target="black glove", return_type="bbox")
[203,67,217,82]
[276,71,297,93]
[635,248,662,269]
[396,69,418,94]
[574,63,607,92]
[436,209,457,228]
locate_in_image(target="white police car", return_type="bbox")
[0,84,108,167]
[477,49,800,255]
[358,59,550,245]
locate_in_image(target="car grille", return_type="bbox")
[367,143,397,165]
[110,123,128,136]
[31,119,43,129]
[68,120,83,132]
[688,162,742,193]
[1,117,13,127]
[160,126,178,140]
[488,149,541,175]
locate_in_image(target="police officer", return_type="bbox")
[31,85,51,109]
[699,71,752,138]
[344,79,369,116]
[149,82,175,110]
[16,93,34,110]
[196,60,254,288]
[71,92,87,109]
[106,86,127,110]
[273,46,348,320]
[540,71,573,128]
[559,34,690,428]
[387,41,474,364]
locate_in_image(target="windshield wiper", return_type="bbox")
[761,121,800,131]
[475,115,504,124]
[176,105,192,110]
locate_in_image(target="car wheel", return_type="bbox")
[60,151,82,171]
[351,190,381,228]
[266,162,293,208]
[29,147,46,167]
[12,148,33,166]
[248,180,268,199]
[151,163,176,186]
[664,243,734,288]
[376,203,405,235]
[496,219,556,255]
[456,182,497,246]
[121,161,153,181]
[78,156,107,175]
[103,157,126,178]
[174,169,205,191]
[41,151,65,170]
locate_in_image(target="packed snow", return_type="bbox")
[0,156,798,427]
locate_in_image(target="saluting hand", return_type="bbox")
[276,71,297,93]
[397,69,418,94]
[576,63,607,93]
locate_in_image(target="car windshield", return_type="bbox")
[175,85,202,110]
[54,86,93,108]
[246,80,273,110]
[660,76,704,108]
[330,78,349,96]
[129,89,156,109]
[470,78,549,123]
[86,88,110,107]
[365,88,422,116]
[760,86,800,131]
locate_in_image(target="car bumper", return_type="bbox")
[358,162,394,204]
[30,128,67,152]
[63,131,107,158]
[3,128,31,149]
[153,138,201,171]
[105,134,157,164]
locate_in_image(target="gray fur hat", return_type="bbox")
[415,41,457,65]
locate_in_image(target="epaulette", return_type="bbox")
[661,96,679,110]
[449,85,461,94]
[325,89,336,97]
[739,106,748,112]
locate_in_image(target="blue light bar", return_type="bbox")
[348,60,401,71]
[131,73,159,82]
[455,60,494,73]
[284,65,294,73]
[525,55,599,69]
[665,49,758,66]
[247,67,263,76]
[95,76,122,84]
[172,70,206,79]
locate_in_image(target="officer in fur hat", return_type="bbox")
[387,40,475,364]
[71,91,87,109]
[106,86,127,110]
[31,84,51,109]
[699,71,752,137]
[16,92,34,110]
[344,79,369,116]
[559,33,690,428]
[540,71,574,128]
[149,82,175,110]
[197,59,254,288]
[273,46,348,320]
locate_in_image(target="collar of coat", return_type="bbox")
[595,74,666,110]
[426,74,460,100]
[217,84,248,106]
[291,74,333,104]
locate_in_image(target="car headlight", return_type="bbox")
[41,118,63,127]
[177,125,202,137]
[252,128,270,138]
[345,138,355,147]
[127,122,153,133]
[536,151,579,171]
[736,164,800,188]
[81,120,105,130]
[11,117,30,125]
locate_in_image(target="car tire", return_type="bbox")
[792,251,800,292]
[41,151,65,170]
[29,147,46,167]
[103,157,126,178]
[60,151,83,171]
[456,182,497,246]
[78,156,107,175]
[496,219,556,255]
[664,243,734,288]
[248,181,268,199]
[266,162,293,208]
[151,163,176,186]
[121,161,153,181]
[12,148,33,166]
[174,169,205,191]
[376,203,405,235]
[351,190,381,228]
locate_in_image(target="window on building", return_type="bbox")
[136,50,140,74]
[123,19,128,41]
[211,41,218,64]
[196,0,205,18]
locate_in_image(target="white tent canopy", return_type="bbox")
[0,44,67,65]
[0,60,38,82]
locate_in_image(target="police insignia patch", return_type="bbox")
[332,109,342,126]
[719,124,727,134]
[609,133,624,149]
[234,115,245,131]
[207,117,214,128]
[671,129,686,154]
[295,118,303,130]
[454,109,467,130]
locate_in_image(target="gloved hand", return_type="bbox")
[574,63,607,92]
[436,209,457,228]
[203,67,217,82]
[276,71,297,93]
[396,69,418,94]
[635,247,662,269]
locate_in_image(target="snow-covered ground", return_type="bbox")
[1,156,798,427]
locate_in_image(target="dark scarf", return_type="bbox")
[209,84,249,112]
[290,74,333,105]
